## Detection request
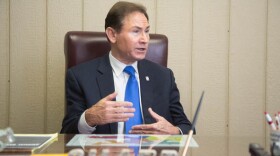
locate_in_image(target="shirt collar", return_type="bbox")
[109,52,138,76]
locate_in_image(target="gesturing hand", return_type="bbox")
[85,92,135,126]
[130,108,180,135]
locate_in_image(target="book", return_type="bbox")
[1,133,58,154]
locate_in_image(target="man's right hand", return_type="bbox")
[85,92,135,126]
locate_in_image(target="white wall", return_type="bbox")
[0,0,279,154]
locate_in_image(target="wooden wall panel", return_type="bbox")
[84,0,118,31]
[266,0,280,123]
[192,0,229,137]
[229,0,267,136]
[266,0,280,147]
[0,0,9,129]
[229,0,267,154]
[46,0,83,133]
[9,0,46,133]
[191,0,230,154]
[156,0,193,122]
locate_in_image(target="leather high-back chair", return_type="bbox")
[64,31,168,69]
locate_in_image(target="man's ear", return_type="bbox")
[105,27,117,43]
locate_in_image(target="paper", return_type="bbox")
[66,134,198,148]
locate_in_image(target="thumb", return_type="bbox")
[148,107,162,122]
[103,92,118,101]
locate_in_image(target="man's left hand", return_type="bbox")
[129,108,180,135]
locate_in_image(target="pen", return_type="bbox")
[275,114,280,130]
[264,112,276,131]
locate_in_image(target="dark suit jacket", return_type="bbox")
[61,54,192,134]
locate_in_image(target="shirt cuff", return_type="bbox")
[78,111,96,134]
[176,126,183,135]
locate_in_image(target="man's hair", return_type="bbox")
[105,1,149,32]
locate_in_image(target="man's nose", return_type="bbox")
[140,32,149,43]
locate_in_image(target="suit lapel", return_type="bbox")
[138,61,154,124]
[96,55,118,134]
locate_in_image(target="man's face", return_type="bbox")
[111,12,150,64]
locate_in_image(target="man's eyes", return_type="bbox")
[132,29,150,34]
[133,30,140,33]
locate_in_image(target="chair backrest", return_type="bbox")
[64,31,168,68]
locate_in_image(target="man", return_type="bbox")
[61,1,192,134]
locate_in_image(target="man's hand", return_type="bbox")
[130,108,180,135]
[85,92,135,126]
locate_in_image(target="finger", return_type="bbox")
[103,92,118,101]
[148,107,163,122]
[109,110,135,121]
[110,101,133,107]
[109,113,134,123]
[115,113,134,120]
[113,106,135,113]
[132,124,156,131]
[130,129,161,135]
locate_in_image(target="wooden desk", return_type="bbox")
[0,134,267,156]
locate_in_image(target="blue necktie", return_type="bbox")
[124,66,143,134]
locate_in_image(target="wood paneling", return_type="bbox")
[266,1,280,110]
[192,0,229,136]
[9,0,46,133]
[191,0,229,155]
[229,0,267,136]
[229,0,267,155]
[46,0,83,133]
[266,0,280,148]
[156,0,193,121]
[84,0,118,31]
[0,0,9,129]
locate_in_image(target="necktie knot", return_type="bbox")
[124,66,136,77]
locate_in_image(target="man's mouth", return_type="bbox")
[136,48,146,52]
